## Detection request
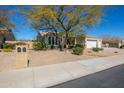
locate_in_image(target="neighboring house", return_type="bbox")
[121,40,124,45]
[119,40,124,47]
[0,27,15,49]
[0,27,33,49]
[102,37,124,48]
[37,32,102,49]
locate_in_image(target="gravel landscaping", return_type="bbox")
[0,48,124,71]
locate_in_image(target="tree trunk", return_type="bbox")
[55,31,64,51]
[65,31,69,49]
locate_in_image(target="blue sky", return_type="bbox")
[10,12,37,40]
[5,5,124,40]
[87,6,124,38]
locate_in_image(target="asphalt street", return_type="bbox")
[51,64,124,88]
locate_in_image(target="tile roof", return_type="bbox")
[0,27,15,41]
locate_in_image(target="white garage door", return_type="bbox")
[86,40,97,48]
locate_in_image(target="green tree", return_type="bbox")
[0,6,15,29]
[33,40,47,50]
[22,5,105,48]
[0,6,16,44]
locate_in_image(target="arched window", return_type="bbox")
[17,47,21,52]
[23,47,26,52]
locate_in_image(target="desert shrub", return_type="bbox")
[120,45,124,49]
[92,48,99,52]
[99,48,104,51]
[73,44,84,55]
[3,49,12,52]
[50,45,55,49]
[73,47,83,55]
[3,43,15,49]
[33,40,47,50]
[75,44,84,48]
[92,48,104,52]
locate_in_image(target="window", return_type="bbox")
[17,47,21,52]
[52,37,54,45]
[23,47,26,52]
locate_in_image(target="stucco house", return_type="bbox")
[37,32,102,49]
[121,40,124,45]
[102,37,124,48]
[0,27,15,49]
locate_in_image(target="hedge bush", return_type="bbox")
[3,49,12,52]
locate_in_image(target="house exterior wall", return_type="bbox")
[118,40,124,48]
[37,32,62,48]
[97,39,102,48]
[37,32,102,49]
[45,36,60,47]
[6,41,34,49]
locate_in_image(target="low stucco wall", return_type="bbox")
[5,41,33,49]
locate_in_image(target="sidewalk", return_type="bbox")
[0,55,124,88]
